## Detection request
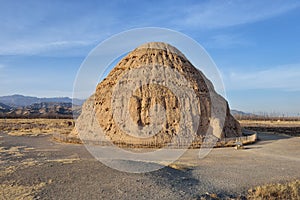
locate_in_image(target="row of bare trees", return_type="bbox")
[233,113,300,121]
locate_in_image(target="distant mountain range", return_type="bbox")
[230,109,253,117]
[0,95,83,118]
[0,102,12,112]
[0,94,84,107]
[0,94,253,119]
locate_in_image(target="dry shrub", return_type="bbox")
[248,180,300,200]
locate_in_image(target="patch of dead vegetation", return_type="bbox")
[239,120,300,137]
[239,120,300,127]
[0,146,49,199]
[0,118,74,136]
[168,163,191,170]
[46,158,80,164]
[0,165,18,178]
[0,146,28,158]
[194,180,300,199]
[0,181,47,200]
[162,161,198,171]
[0,146,38,178]
[247,180,300,200]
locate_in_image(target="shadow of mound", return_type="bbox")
[147,164,199,197]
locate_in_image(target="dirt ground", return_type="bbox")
[1,129,299,199]
[239,120,300,137]
[0,119,74,136]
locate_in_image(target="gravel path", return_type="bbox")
[0,132,299,199]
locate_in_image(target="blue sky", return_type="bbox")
[0,0,300,115]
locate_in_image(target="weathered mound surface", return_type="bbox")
[77,42,241,145]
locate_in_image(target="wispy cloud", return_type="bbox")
[0,1,299,56]
[0,1,117,56]
[204,34,254,48]
[0,39,97,55]
[223,64,300,91]
[177,0,300,29]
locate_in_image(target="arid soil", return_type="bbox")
[0,119,74,136]
[239,120,300,137]
[1,128,299,199]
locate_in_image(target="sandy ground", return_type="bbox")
[0,132,299,199]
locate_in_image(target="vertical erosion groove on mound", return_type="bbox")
[76,42,242,146]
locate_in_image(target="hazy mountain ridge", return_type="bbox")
[0,102,78,119]
[0,94,84,107]
[0,95,83,118]
[0,102,12,112]
[231,109,253,116]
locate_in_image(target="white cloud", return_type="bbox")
[0,2,117,56]
[178,0,300,29]
[223,64,300,91]
[0,39,97,55]
[205,34,254,48]
[0,1,299,56]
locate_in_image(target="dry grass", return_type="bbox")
[247,180,300,200]
[0,161,45,199]
[46,158,80,164]
[0,118,74,136]
[239,120,300,127]
[0,145,32,159]
[0,144,49,200]
[166,162,198,170]
[240,120,300,137]
[195,180,300,199]
[0,165,18,178]
[0,182,46,200]
[0,145,38,177]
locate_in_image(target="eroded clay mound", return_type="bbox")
[88,42,242,145]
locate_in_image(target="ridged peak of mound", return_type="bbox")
[134,42,186,59]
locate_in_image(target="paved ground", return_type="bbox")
[0,132,299,199]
